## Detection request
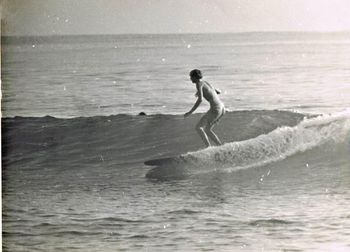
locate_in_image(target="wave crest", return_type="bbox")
[190,110,349,170]
[146,110,350,179]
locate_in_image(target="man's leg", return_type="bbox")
[196,115,211,147]
[205,126,222,146]
[196,126,211,147]
[205,107,225,146]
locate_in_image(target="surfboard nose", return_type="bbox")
[145,165,189,181]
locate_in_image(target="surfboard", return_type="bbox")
[145,157,191,180]
[144,156,186,166]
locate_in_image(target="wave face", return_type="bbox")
[2,110,303,169]
[3,109,349,179]
[146,110,350,179]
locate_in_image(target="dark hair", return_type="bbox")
[189,69,203,79]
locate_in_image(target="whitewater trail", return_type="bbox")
[146,110,350,179]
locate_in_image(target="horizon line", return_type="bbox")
[2,30,350,38]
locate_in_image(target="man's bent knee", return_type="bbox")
[196,125,205,133]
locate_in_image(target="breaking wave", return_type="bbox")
[146,110,350,179]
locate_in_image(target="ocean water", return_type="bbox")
[2,33,350,251]
[2,32,350,117]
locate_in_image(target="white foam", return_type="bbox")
[183,110,350,172]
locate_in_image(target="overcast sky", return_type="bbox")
[1,0,350,36]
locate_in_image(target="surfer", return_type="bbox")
[184,69,225,147]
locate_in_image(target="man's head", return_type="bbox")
[189,69,202,83]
